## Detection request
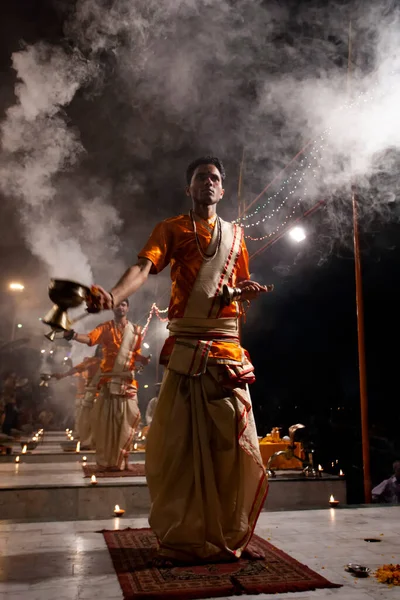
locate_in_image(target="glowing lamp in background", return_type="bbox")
[90,475,97,485]
[9,282,24,291]
[114,504,125,517]
[288,226,306,243]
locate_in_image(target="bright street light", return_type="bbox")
[288,226,306,243]
[9,282,25,291]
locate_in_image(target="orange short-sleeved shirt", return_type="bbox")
[73,356,101,385]
[138,214,250,364]
[87,320,141,387]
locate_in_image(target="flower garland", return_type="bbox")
[375,564,400,586]
[142,303,168,339]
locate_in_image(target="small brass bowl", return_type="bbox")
[345,564,370,577]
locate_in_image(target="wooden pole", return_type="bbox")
[352,187,372,502]
[348,19,372,503]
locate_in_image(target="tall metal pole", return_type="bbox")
[348,19,372,503]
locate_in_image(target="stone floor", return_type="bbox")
[0,460,147,488]
[0,506,399,600]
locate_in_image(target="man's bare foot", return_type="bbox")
[242,544,265,560]
[151,556,176,568]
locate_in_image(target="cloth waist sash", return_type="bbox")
[167,317,240,376]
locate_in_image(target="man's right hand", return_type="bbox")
[87,286,113,312]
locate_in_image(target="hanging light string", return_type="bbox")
[234,139,324,228]
[237,82,384,238]
[142,303,168,339]
[245,198,303,241]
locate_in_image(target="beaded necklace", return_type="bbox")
[190,209,222,262]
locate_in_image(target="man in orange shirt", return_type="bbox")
[65,299,150,470]
[87,157,271,562]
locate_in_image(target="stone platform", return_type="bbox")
[0,431,145,463]
[0,430,347,521]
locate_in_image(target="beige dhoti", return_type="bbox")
[146,366,268,563]
[91,385,140,469]
[77,394,95,447]
[73,397,83,438]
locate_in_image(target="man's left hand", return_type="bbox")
[237,280,273,301]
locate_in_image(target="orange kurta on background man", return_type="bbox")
[87,321,144,392]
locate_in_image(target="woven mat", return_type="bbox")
[82,463,145,478]
[103,527,341,599]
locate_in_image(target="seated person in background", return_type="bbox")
[372,460,400,504]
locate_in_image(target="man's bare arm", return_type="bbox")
[89,257,153,311]
[111,258,152,305]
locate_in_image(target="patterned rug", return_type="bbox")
[82,463,145,478]
[103,527,341,599]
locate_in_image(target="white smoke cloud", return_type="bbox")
[0,41,124,287]
[2,0,400,300]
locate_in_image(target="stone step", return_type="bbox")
[0,461,347,521]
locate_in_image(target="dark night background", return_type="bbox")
[0,0,400,503]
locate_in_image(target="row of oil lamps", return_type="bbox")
[16,430,342,512]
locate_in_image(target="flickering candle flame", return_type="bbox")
[76,441,81,453]
[22,445,27,454]
[70,436,74,441]
[330,495,334,502]
[318,464,323,471]
[329,495,340,507]
[15,456,20,463]
[90,475,97,485]
[82,456,87,461]
[114,504,125,517]
[133,443,138,450]
[339,469,344,476]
